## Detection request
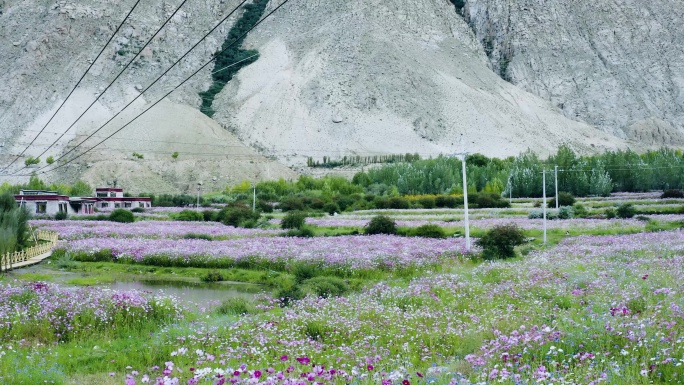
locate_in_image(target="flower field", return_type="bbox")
[0,281,182,344]
[111,230,684,384]
[275,216,656,231]
[61,235,470,272]
[3,192,684,384]
[31,220,278,240]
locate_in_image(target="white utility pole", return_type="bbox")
[542,169,547,244]
[252,186,256,212]
[554,165,559,210]
[196,182,202,208]
[456,152,470,251]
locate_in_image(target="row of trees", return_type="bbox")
[352,147,684,198]
[306,153,422,168]
[0,175,93,197]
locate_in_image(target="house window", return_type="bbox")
[59,203,67,213]
[138,202,145,208]
[114,203,121,208]
[36,202,47,214]
[110,192,116,197]
[101,202,109,208]
[124,202,132,208]
[97,192,107,198]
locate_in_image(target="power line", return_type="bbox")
[35,0,295,177]
[0,0,143,173]
[14,0,254,176]
[5,0,192,177]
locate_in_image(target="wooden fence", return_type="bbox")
[0,231,59,272]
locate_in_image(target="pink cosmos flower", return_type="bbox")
[280,355,289,361]
[254,370,262,378]
[296,357,311,365]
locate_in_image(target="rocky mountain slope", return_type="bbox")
[0,0,682,192]
[462,0,684,144]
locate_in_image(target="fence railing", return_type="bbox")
[0,231,59,272]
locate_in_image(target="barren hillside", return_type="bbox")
[1,0,681,192]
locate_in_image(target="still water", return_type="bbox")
[8,264,266,305]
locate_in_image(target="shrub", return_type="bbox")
[476,224,526,260]
[435,195,459,208]
[301,276,349,298]
[283,226,315,238]
[528,210,558,220]
[605,208,617,219]
[279,197,306,212]
[220,205,260,227]
[201,270,224,282]
[364,215,397,235]
[418,197,436,209]
[413,224,446,238]
[616,203,636,219]
[281,211,307,230]
[549,192,576,208]
[54,211,68,221]
[202,210,215,221]
[131,207,145,213]
[257,201,274,213]
[475,193,510,208]
[323,202,340,215]
[275,285,304,307]
[661,189,684,199]
[557,206,574,219]
[572,204,588,218]
[216,298,255,315]
[109,209,134,223]
[388,197,410,209]
[176,209,204,221]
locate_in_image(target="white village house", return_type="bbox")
[15,187,151,216]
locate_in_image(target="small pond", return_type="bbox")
[7,264,266,305]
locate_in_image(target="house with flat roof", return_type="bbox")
[94,188,151,210]
[15,187,151,216]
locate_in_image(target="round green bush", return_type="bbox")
[413,224,446,238]
[364,215,397,235]
[54,211,68,221]
[323,202,340,215]
[549,192,576,208]
[301,276,349,298]
[131,207,145,213]
[220,205,260,227]
[109,209,134,223]
[176,209,204,221]
[476,224,526,260]
[616,203,636,219]
[557,206,574,219]
[281,211,307,229]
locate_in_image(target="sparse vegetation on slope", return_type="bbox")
[199,0,269,117]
